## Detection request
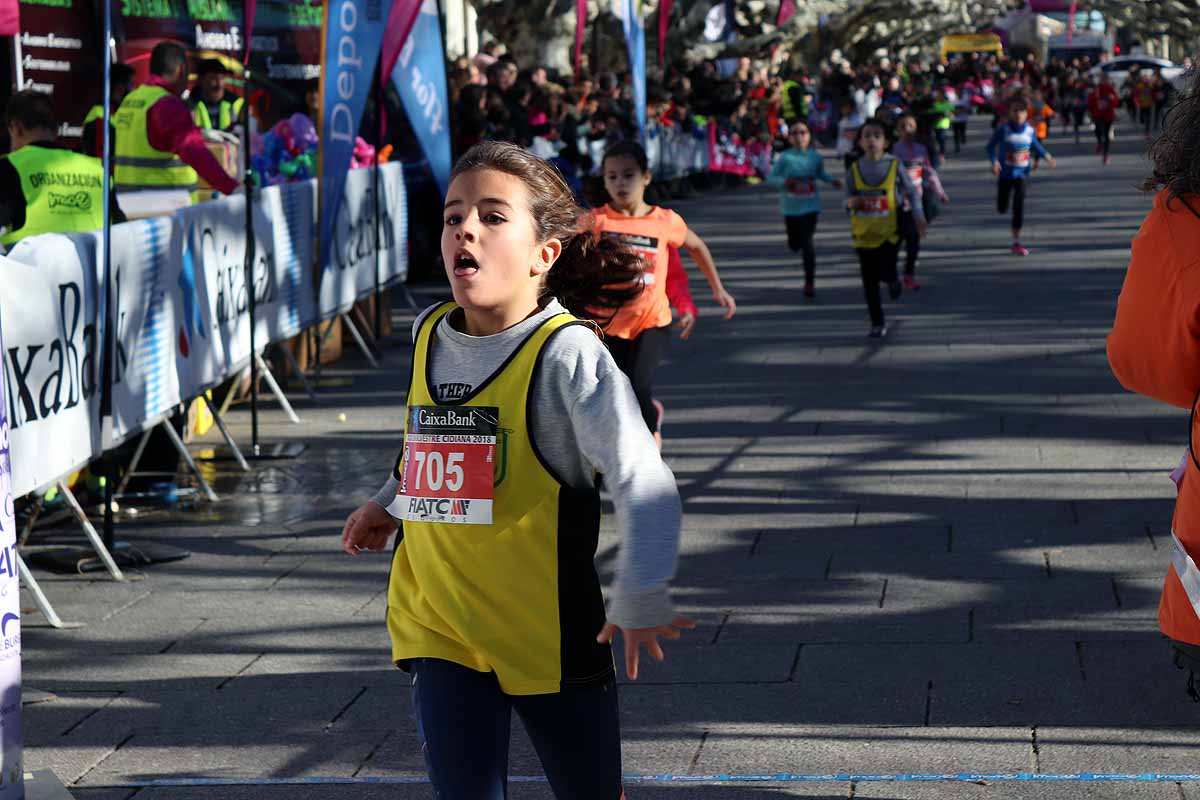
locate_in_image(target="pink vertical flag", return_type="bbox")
[243,0,256,64]
[0,0,18,36]
[575,0,586,79]
[658,0,673,65]
[380,0,424,88]
[777,0,795,26]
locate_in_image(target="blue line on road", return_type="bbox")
[88,773,1200,788]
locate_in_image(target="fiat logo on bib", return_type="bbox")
[390,406,500,525]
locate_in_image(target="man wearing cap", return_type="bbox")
[190,58,245,132]
[0,91,124,247]
[112,41,238,201]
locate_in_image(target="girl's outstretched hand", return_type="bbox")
[677,312,697,341]
[597,616,697,680]
[341,502,397,555]
[714,288,737,319]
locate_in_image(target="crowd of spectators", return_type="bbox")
[444,42,1186,184]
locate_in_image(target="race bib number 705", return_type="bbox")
[390,405,499,525]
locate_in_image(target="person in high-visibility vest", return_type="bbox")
[0,91,123,247]
[112,41,238,201]
[189,58,245,132]
[80,62,134,159]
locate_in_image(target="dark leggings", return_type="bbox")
[411,658,622,800]
[997,178,1026,232]
[1095,119,1113,158]
[856,240,899,327]
[899,209,921,276]
[952,121,967,153]
[785,212,819,283]
[606,325,671,433]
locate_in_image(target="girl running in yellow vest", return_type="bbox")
[593,140,736,445]
[340,141,693,800]
[846,119,926,338]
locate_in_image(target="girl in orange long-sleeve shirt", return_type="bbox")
[1107,67,1200,698]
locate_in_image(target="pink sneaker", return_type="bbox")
[902,274,921,291]
[1011,242,1030,256]
[1103,154,1111,166]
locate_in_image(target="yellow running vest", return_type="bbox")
[850,159,900,249]
[112,85,199,194]
[1,145,105,246]
[386,302,613,695]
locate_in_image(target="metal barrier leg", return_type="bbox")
[17,554,69,628]
[341,313,381,370]
[220,366,251,418]
[114,427,153,497]
[276,343,317,401]
[202,393,250,472]
[160,421,219,502]
[396,285,421,312]
[255,352,301,424]
[56,481,125,581]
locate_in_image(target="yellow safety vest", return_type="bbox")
[850,159,900,249]
[192,96,244,131]
[780,80,804,122]
[112,84,198,194]
[386,302,613,695]
[1,145,105,246]
[83,105,104,125]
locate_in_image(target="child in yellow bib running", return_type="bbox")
[846,119,926,339]
[340,141,693,800]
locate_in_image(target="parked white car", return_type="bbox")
[1088,56,1191,94]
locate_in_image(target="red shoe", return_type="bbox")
[1103,154,1111,166]
[902,274,921,291]
[1011,242,1030,256]
[803,281,815,298]
[1094,143,1102,154]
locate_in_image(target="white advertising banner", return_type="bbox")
[0,303,22,797]
[318,162,409,319]
[0,241,103,497]
[1,164,404,494]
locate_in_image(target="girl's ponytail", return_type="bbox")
[450,141,645,325]
[545,231,643,324]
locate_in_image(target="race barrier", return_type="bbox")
[0,162,408,599]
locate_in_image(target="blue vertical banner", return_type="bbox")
[319,0,396,270]
[615,0,646,144]
[391,0,451,195]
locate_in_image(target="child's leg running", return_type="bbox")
[997,179,1013,216]
[1010,179,1026,235]
[514,679,622,799]
[606,327,671,434]
[899,210,920,277]
[856,248,886,327]
[411,658,512,800]
[787,214,819,284]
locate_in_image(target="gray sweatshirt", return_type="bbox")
[846,153,926,223]
[372,300,681,630]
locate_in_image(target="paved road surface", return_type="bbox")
[22,117,1196,799]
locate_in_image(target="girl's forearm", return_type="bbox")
[684,243,724,292]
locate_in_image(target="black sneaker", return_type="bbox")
[888,281,903,300]
[868,325,888,338]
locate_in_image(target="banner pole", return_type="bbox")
[243,68,259,456]
[373,58,382,343]
[100,0,116,549]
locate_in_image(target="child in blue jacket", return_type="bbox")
[766,120,842,298]
[986,98,1056,256]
